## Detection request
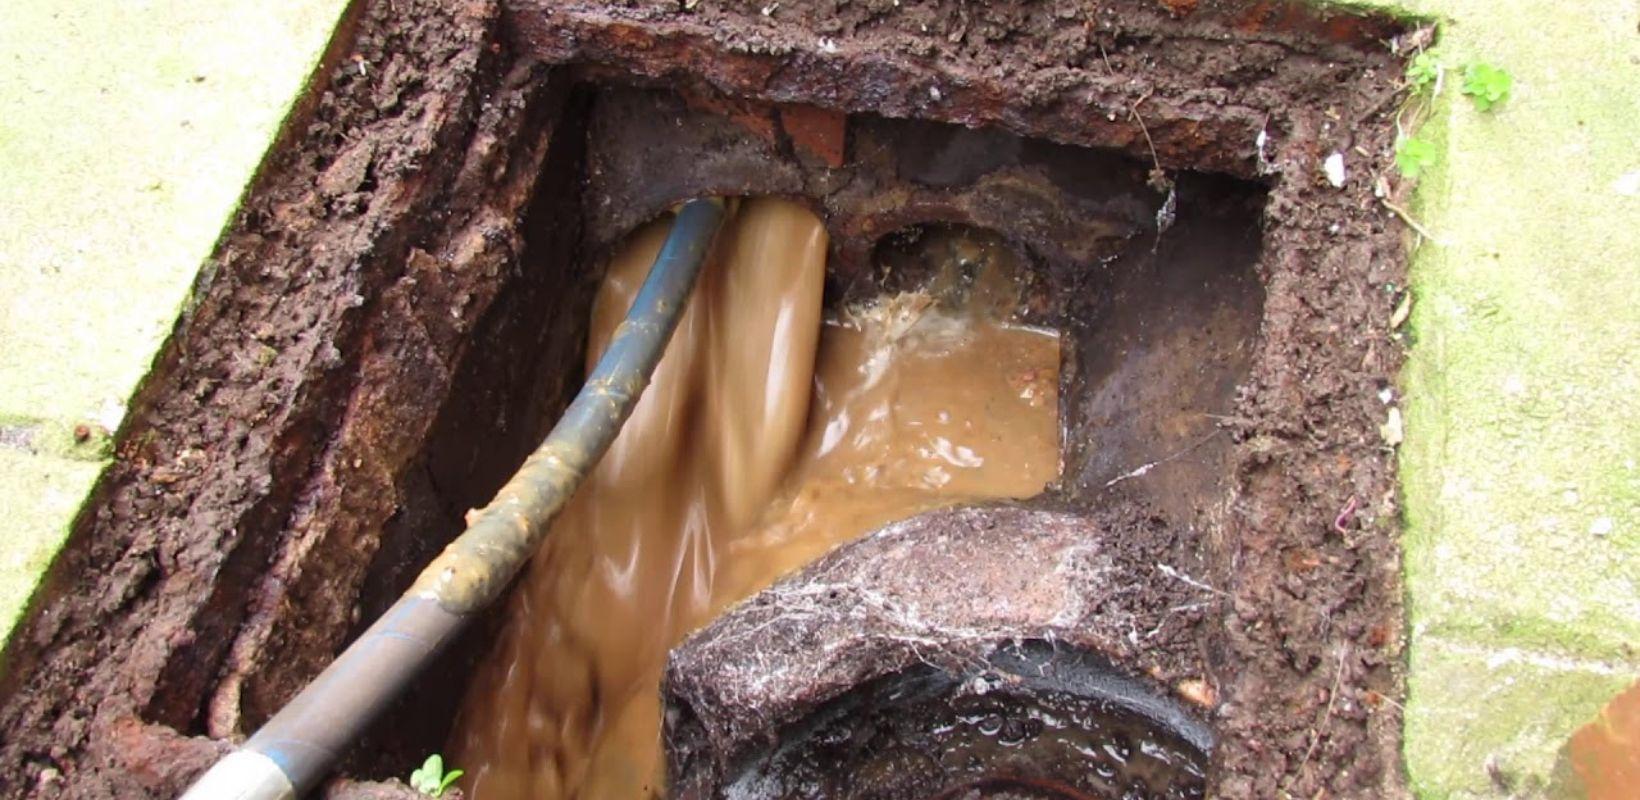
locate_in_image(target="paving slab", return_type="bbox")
[0,0,349,636]
[1407,638,1634,797]
[1393,0,1640,794]
[0,449,104,635]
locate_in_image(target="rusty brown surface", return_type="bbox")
[778,104,847,168]
[579,87,1157,282]
[512,3,1255,178]
[0,0,579,795]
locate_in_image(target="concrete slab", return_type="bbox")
[0,0,348,635]
[0,449,104,638]
[1406,637,1633,797]
[1394,0,1640,794]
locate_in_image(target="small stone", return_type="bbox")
[1589,517,1614,537]
[1324,152,1347,187]
[1379,406,1403,446]
[1178,678,1217,708]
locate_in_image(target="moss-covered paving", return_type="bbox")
[1390,0,1640,795]
[0,0,350,635]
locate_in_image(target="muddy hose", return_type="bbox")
[178,197,728,800]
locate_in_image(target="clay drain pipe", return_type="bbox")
[180,197,729,800]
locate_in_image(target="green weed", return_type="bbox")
[1461,63,1513,111]
[409,754,464,798]
[1395,136,1439,179]
[1407,51,1442,92]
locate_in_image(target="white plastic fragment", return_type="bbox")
[1155,186,1177,234]
[1589,517,1614,537]
[1389,293,1412,330]
[1255,127,1275,174]
[96,399,126,432]
[1324,152,1347,187]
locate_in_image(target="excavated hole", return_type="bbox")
[330,84,1266,787]
[0,1,1417,797]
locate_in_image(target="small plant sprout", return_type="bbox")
[409,754,464,798]
[1395,136,1439,179]
[1460,63,1512,111]
[1406,51,1442,92]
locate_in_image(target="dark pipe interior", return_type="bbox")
[716,640,1211,799]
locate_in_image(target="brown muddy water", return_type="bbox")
[448,198,1061,798]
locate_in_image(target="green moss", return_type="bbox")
[1393,0,1640,794]
[0,0,348,422]
[0,0,349,644]
[1406,640,1633,798]
[0,450,103,640]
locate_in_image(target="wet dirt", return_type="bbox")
[0,0,1419,798]
[447,201,1061,798]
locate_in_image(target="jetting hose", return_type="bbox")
[178,197,728,800]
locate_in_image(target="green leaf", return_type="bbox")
[410,754,444,795]
[440,769,465,795]
[1395,137,1439,179]
[1407,51,1441,91]
[1461,62,1512,111]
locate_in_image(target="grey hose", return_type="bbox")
[178,197,728,800]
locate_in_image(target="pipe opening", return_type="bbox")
[710,639,1212,800]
